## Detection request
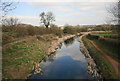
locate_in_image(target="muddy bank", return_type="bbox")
[26,34,76,79]
[78,33,100,79]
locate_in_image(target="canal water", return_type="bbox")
[29,36,93,79]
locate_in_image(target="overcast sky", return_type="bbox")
[5,0,118,26]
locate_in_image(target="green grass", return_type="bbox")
[82,36,118,79]
[2,34,57,79]
[87,33,119,62]
[94,34,118,37]
[93,39,119,62]
[87,34,119,62]
[2,39,18,45]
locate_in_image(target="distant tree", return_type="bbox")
[2,17,20,26]
[39,11,55,28]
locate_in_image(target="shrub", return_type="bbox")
[87,34,100,40]
[2,25,16,32]
[2,32,13,41]
[63,26,75,34]
[27,26,36,36]
[38,27,46,35]
[49,25,63,37]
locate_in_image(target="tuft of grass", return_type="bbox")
[82,36,118,79]
[2,39,18,45]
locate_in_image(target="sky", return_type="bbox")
[4,0,118,26]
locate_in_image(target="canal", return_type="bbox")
[28,36,94,79]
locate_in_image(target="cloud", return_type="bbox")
[7,16,40,26]
[5,0,117,26]
[56,51,86,62]
[28,2,61,9]
[18,2,109,25]
[8,0,117,2]
[53,2,110,25]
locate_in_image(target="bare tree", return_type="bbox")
[39,11,55,28]
[106,0,120,25]
[0,0,19,16]
[0,0,19,24]
[2,17,20,26]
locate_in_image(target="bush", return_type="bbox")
[37,27,46,35]
[2,25,16,32]
[49,25,63,37]
[27,26,36,36]
[63,25,88,34]
[16,26,28,37]
[63,26,75,34]
[2,32,13,41]
[87,34,100,40]
[2,24,88,42]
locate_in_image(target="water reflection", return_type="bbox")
[64,37,74,47]
[47,53,56,62]
[30,56,88,79]
[28,36,93,79]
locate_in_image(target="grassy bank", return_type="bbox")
[2,34,58,79]
[94,33,118,37]
[92,39,119,63]
[82,36,118,79]
[2,24,87,79]
[87,34,120,62]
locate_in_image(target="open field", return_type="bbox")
[2,34,56,79]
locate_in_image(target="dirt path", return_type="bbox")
[85,35,120,79]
